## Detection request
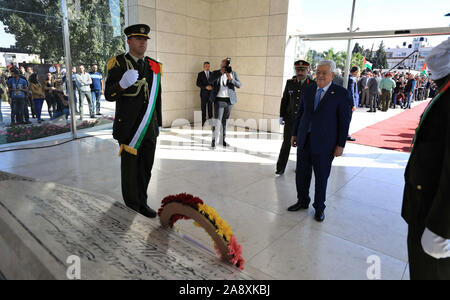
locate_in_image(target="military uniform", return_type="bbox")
[105,24,162,217]
[276,60,314,174]
[402,79,450,279]
[52,70,65,93]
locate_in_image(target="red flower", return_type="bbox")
[158,193,204,222]
[149,60,161,74]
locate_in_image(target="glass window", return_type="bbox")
[0,0,124,145]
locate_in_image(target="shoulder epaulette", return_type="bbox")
[107,53,125,72]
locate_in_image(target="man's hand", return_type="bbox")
[291,136,297,148]
[333,146,344,157]
[119,70,139,90]
[352,106,356,112]
[206,85,213,91]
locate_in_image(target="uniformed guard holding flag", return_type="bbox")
[105,24,162,219]
[276,60,314,175]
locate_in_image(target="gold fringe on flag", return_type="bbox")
[119,144,138,157]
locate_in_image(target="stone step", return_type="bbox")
[0,171,255,280]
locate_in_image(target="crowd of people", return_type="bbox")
[0,63,105,126]
[332,69,434,112]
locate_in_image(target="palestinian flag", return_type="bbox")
[363,58,373,70]
[421,63,428,77]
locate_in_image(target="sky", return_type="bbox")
[0,22,16,48]
[296,0,449,52]
[0,0,449,50]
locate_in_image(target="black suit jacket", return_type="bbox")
[402,87,450,238]
[105,53,162,144]
[196,71,211,99]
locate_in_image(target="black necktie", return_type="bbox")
[137,59,144,76]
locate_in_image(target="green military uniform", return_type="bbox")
[276,60,314,174]
[402,79,450,279]
[105,24,162,216]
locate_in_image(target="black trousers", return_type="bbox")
[276,120,293,172]
[296,134,334,212]
[201,94,213,126]
[407,225,450,280]
[120,137,157,211]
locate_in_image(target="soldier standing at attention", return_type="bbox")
[402,37,450,280]
[105,24,162,219]
[276,60,314,175]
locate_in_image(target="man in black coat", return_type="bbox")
[105,24,162,219]
[276,60,314,175]
[402,37,450,280]
[196,62,213,126]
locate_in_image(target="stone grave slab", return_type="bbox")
[0,171,254,280]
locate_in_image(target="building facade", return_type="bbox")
[386,37,432,71]
[0,47,40,68]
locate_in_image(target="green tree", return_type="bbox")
[374,41,388,69]
[352,42,363,54]
[306,49,323,69]
[322,48,347,70]
[0,0,126,74]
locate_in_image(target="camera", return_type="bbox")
[225,58,232,73]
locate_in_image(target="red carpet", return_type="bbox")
[350,100,431,152]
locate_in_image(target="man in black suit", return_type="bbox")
[196,62,213,126]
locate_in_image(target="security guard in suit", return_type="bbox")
[105,24,162,219]
[276,60,314,175]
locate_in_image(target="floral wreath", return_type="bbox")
[158,193,244,270]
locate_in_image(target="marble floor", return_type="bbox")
[0,105,417,280]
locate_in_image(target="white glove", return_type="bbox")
[279,117,285,125]
[421,228,450,259]
[119,70,139,90]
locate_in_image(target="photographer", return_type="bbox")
[208,58,241,148]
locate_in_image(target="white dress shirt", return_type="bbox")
[217,73,230,98]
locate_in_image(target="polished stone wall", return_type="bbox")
[127,0,298,130]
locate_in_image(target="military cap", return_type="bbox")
[124,24,151,39]
[294,60,310,69]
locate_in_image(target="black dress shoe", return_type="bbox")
[139,205,157,219]
[347,136,356,142]
[314,210,325,222]
[222,141,229,147]
[275,170,285,175]
[288,202,309,212]
[211,140,216,148]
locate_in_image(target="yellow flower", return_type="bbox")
[196,203,233,242]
